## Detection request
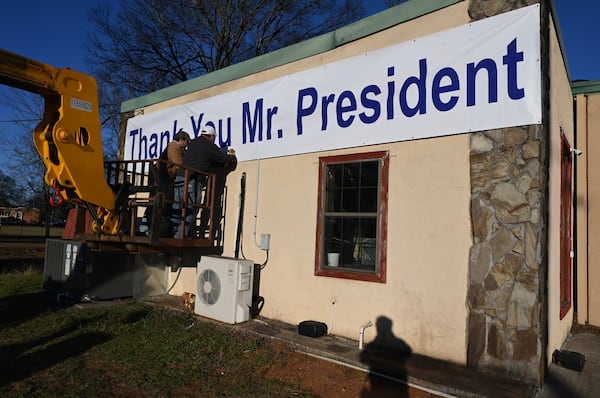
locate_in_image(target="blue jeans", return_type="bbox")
[171,176,202,238]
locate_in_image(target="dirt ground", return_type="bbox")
[149,293,443,398]
[161,295,443,398]
[263,340,441,398]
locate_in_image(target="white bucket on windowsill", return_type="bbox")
[327,253,340,267]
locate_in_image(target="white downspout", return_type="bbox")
[358,321,373,350]
[253,159,261,247]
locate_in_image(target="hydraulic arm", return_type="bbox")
[0,48,120,234]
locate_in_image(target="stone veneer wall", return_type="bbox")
[467,0,549,384]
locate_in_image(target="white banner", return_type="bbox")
[124,4,541,161]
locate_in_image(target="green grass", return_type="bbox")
[0,266,42,297]
[0,267,315,397]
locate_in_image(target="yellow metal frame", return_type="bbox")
[0,48,119,234]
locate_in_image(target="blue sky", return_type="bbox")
[0,1,111,75]
[552,0,600,81]
[0,0,390,75]
[0,0,597,131]
[0,1,595,77]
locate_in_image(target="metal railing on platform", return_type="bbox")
[67,159,224,253]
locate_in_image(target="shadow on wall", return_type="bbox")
[359,315,412,397]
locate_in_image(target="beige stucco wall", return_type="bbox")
[236,136,471,363]
[546,15,575,362]
[160,2,473,364]
[586,95,600,326]
[575,93,588,325]
[576,92,600,327]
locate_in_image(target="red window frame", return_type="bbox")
[559,131,573,319]
[314,151,388,283]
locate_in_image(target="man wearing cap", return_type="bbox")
[171,124,237,239]
[139,130,191,235]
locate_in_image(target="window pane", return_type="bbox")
[322,215,378,271]
[330,161,380,213]
[343,163,360,188]
[325,165,342,212]
[360,161,379,187]
[341,217,359,267]
[342,187,359,212]
[359,187,378,212]
[326,186,342,213]
[327,164,343,187]
[323,216,343,254]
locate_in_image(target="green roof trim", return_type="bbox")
[121,0,463,113]
[571,80,600,95]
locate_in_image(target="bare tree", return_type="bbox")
[88,0,364,94]
[0,89,74,219]
[85,0,366,152]
[0,170,25,207]
[0,89,48,204]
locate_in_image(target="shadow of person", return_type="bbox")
[359,316,412,397]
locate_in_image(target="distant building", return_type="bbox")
[0,207,40,224]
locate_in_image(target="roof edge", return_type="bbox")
[571,80,600,95]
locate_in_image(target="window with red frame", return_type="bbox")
[314,151,388,283]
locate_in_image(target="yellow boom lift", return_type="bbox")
[0,48,119,234]
[0,48,221,252]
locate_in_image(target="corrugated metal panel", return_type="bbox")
[43,239,80,284]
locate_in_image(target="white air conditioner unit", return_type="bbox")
[194,256,254,324]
